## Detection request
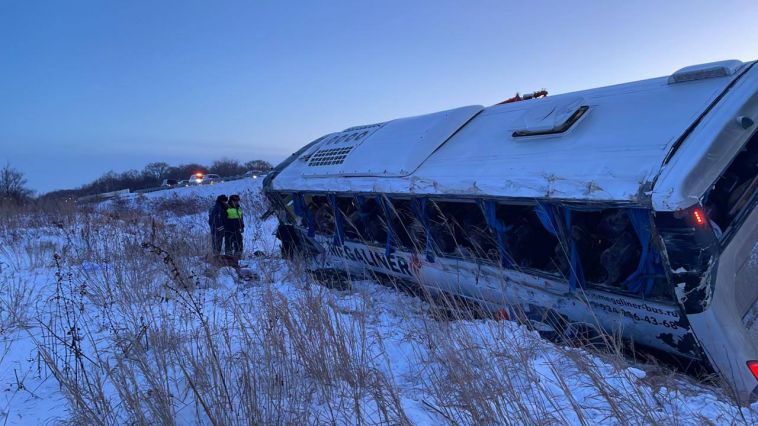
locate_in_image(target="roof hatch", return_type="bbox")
[511,96,588,137]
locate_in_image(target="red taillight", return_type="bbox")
[692,208,706,226]
[747,360,758,380]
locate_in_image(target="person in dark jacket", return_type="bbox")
[225,194,245,258]
[209,195,229,255]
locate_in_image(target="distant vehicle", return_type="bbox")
[201,174,222,184]
[244,170,268,179]
[161,179,178,187]
[264,59,758,403]
[177,180,190,187]
[188,173,205,185]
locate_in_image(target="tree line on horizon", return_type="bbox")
[1,158,273,205]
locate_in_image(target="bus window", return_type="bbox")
[304,195,335,235]
[570,209,641,287]
[495,204,564,274]
[704,130,758,235]
[353,197,387,245]
[388,198,426,252]
[427,201,456,255]
[275,193,296,223]
[428,200,497,261]
[334,196,360,240]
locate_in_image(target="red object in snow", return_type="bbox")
[494,308,510,321]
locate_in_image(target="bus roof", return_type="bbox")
[271,60,757,208]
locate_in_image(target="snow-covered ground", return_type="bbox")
[1,179,757,425]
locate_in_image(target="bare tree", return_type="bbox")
[0,163,33,202]
[143,162,171,182]
[244,159,273,172]
[210,158,246,177]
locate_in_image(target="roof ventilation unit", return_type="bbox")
[512,96,588,138]
[668,60,743,84]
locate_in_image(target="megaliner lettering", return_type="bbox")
[328,243,413,278]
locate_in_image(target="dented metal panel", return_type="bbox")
[310,236,696,359]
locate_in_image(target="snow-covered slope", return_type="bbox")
[135,178,260,202]
[1,179,756,424]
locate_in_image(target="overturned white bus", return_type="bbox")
[263,59,758,403]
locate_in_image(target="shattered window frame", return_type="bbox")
[566,206,672,300]
[567,207,643,287]
[273,192,297,224]
[344,195,388,246]
[704,128,758,243]
[303,194,335,236]
[335,195,361,240]
[387,197,427,253]
[426,199,498,263]
[493,201,568,277]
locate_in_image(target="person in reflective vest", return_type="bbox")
[224,194,245,258]
[208,194,228,255]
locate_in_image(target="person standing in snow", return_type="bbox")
[225,194,245,258]
[208,194,228,256]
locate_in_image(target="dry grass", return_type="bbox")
[0,192,755,425]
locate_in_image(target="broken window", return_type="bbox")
[304,195,335,235]
[428,200,497,261]
[495,203,566,274]
[427,201,456,255]
[273,192,296,223]
[387,198,426,252]
[334,196,360,240]
[570,209,641,286]
[704,129,758,235]
[350,196,387,245]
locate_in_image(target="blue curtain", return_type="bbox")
[355,195,367,224]
[355,195,372,244]
[623,209,664,296]
[535,202,559,237]
[561,207,586,291]
[292,193,316,237]
[535,202,585,291]
[480,199,513,268]
[377,195,395,257]
[412,197,435,261]
[328,194,345,246]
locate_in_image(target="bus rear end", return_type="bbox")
[700,124,758,402]
[666,118,758,403]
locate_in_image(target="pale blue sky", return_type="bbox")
[1,1,757,192]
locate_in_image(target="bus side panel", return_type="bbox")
[686,204,758,403]
[316,239,694,359]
